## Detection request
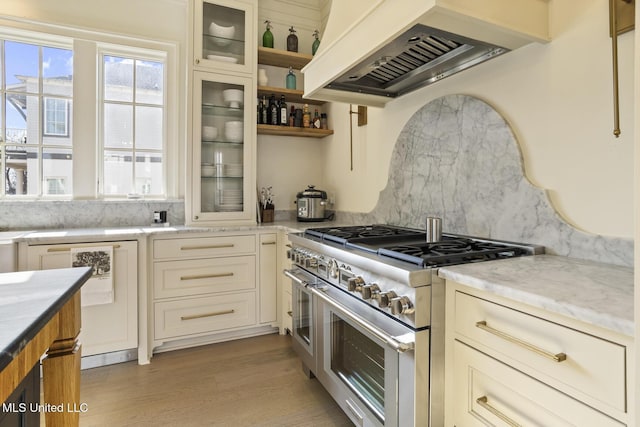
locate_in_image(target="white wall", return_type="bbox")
[321,0,635,238]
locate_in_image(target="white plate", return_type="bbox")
[207,54,239,64]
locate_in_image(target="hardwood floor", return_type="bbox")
[74,334,353,426]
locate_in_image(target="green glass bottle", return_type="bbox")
[312,30,321,55]
[262,20,274,48]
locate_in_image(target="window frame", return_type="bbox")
[43,97,70,137]
[97,47,168,199]
[0,23,180,201]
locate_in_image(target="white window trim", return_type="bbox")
[97,47,168,199]
[0,16,181,201]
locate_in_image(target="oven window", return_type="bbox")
[330,313,385,422]
[295,287,312,345]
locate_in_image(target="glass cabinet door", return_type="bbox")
[194,0,255,74]
[191,71,255,224]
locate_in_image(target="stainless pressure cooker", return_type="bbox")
[295,185,328,222]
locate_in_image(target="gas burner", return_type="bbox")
[305,224,424,245]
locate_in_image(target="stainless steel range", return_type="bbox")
[284,224,543,427]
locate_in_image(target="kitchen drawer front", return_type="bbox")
[154,256,256,299]
[153,235,256,259]
[454,291,626,413]
[452,340,624,427]
[154,292,256,339]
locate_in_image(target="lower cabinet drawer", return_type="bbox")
[452,340,624,427]
[153,256,256,299]
[153,235,256,259]
[454,291,626,412]
[154,292,256,339]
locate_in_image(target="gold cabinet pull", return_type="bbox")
[476,396,521,427]
[475,321,567,362]
[286,311,293,317]
[261,241,276,245]
[181,309,234,321]
[180,272,234,281]
[47,244,121,252]
[180,243,234,250]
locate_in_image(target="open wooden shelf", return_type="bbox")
[257,47,313,70]
[257,124,333,138]
[257,85,325,106]
[257,48,331,138]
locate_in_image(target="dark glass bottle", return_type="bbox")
[257,98,262,124]
[261,96,268,125]
[286,26,298,52]
[279,95,288,126]
[269,94,278,125]
[289,105,295,127]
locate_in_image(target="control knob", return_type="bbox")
[375,290,397,308]
[304,256,318,268]
[347,276,365,292]
[328,259,339,279]
[361,284,380,300]
[390,296,415,315]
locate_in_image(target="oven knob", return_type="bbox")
[375,291,397,308]
[328,259,339,279]
[347,276,365,292]
[304,257,318,268]
[361,284,380,300]
[391,296,415,315]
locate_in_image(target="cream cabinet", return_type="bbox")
[445,282,631,426]
[187,0,257,226]
[21,241,138,358]
[258,233,277,324]
[150,232,278,352]
[193,0,256,75]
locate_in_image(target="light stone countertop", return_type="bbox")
[438,254,634,337]
[0,220,333,244]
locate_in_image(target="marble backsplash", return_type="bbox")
[338,95,633,267]
[0,199,185,230]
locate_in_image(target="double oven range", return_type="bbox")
[284,224,543,427]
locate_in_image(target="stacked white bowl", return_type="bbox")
[224,121,243,143]
[202,126,218,141]
[222,89,243,108]
[209,22,235,46]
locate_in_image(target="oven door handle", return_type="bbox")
[311,285,415,353]
[283,268,311,287]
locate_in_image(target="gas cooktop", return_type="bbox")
[303,224,541,268]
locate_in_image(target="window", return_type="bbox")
[1,39,73,196]
[0,25,176,200]
[44,97,69,136]
[100,54,165,197]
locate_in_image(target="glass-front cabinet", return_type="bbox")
[189,71,255,224]
[188,0,256,225]
[193,0,256,75]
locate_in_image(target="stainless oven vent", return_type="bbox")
[326,24,509,98]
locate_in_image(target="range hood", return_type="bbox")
[303,0,550,107]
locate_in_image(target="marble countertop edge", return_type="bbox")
[439,255,634,337]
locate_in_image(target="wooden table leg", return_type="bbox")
[42,292,82,427]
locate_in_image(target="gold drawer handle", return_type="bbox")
[180,272,234,281]
[475,321,567,362]
[287,311,293,317]
[48,244,121,252]
[261,241,276,245]
[476,396,521,427]
[181,309,234,321]
[180,244,235,250]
